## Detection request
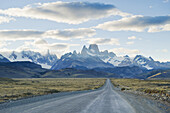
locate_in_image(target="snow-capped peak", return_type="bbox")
[2,50,58,69]
[0,54,10,62]
[81,45,89,56]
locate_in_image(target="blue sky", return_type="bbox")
[0,0,169,61]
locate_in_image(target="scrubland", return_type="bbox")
[0,78,106,103]
[111,79,170,103]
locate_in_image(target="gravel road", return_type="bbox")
[0,79,166,113]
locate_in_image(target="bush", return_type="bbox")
[44,90,60,94]
[121,88,126,91]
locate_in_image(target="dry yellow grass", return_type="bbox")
[148,73,162,79]
[111,79,170,102]
[0,78,106,103]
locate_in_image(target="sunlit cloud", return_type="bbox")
[0,16,15,24]
[0,2,130,24]
[163,0,169,3]
[126,41,134,45]
[44,28,96,40]
[0,28,95,40]
[85,38,120,45]
[109,48,140,57]
[128,36,136,40]
[4,39,75,57]
[95,15,170,32]
[162,49,168,53]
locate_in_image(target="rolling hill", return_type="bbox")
[138,69,170,79]
[0,61,117,78]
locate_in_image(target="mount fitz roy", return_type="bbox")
[0,44,170,70]
[52,44,170,70]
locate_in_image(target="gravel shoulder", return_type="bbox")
[113,87,170,113]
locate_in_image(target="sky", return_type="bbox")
[0,0,169,62]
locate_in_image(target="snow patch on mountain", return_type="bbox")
[0,54,10,62]
[0,56,4,59]
[1,50,58,69]
[38,63,51,69]
[103,56,124,66]
[51,50,114,70]
[143,65,153,70]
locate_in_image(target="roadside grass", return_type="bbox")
[0,78,106,103]
[111,79,170,102]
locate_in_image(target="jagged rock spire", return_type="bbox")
[81,45,89,56]
[73,50,77,55]
[47,49,50,55]
[89,44,99,54]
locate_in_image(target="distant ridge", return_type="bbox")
[0,61,169,79]
[0,61,117,78]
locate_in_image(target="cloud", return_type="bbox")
[95,15,170,32]
[0,28,95,40]
[45,43,69,50]
[33,39,79,52]
[109,48,140,56]
[149,6,152,8]
[0,41,7,48]
[33,39,69,50]
[14,39,73,57]
[156,49,168,54]
[86,38,120,45]
[126,41,134,45]
[0,16,15,24]
[45,28,96,40]
[0,30,44,40]
[162,49,168,53]
[34,38,48,44]
[0,2,130,24]
[160,24,170,31]
[18,41,69,51]
[128,36,136,40]
[163,0,169,3]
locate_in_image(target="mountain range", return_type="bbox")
[52,44,170,70]
[0,43,170,79]
[0,44,170,71]
[1,50,58,69]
